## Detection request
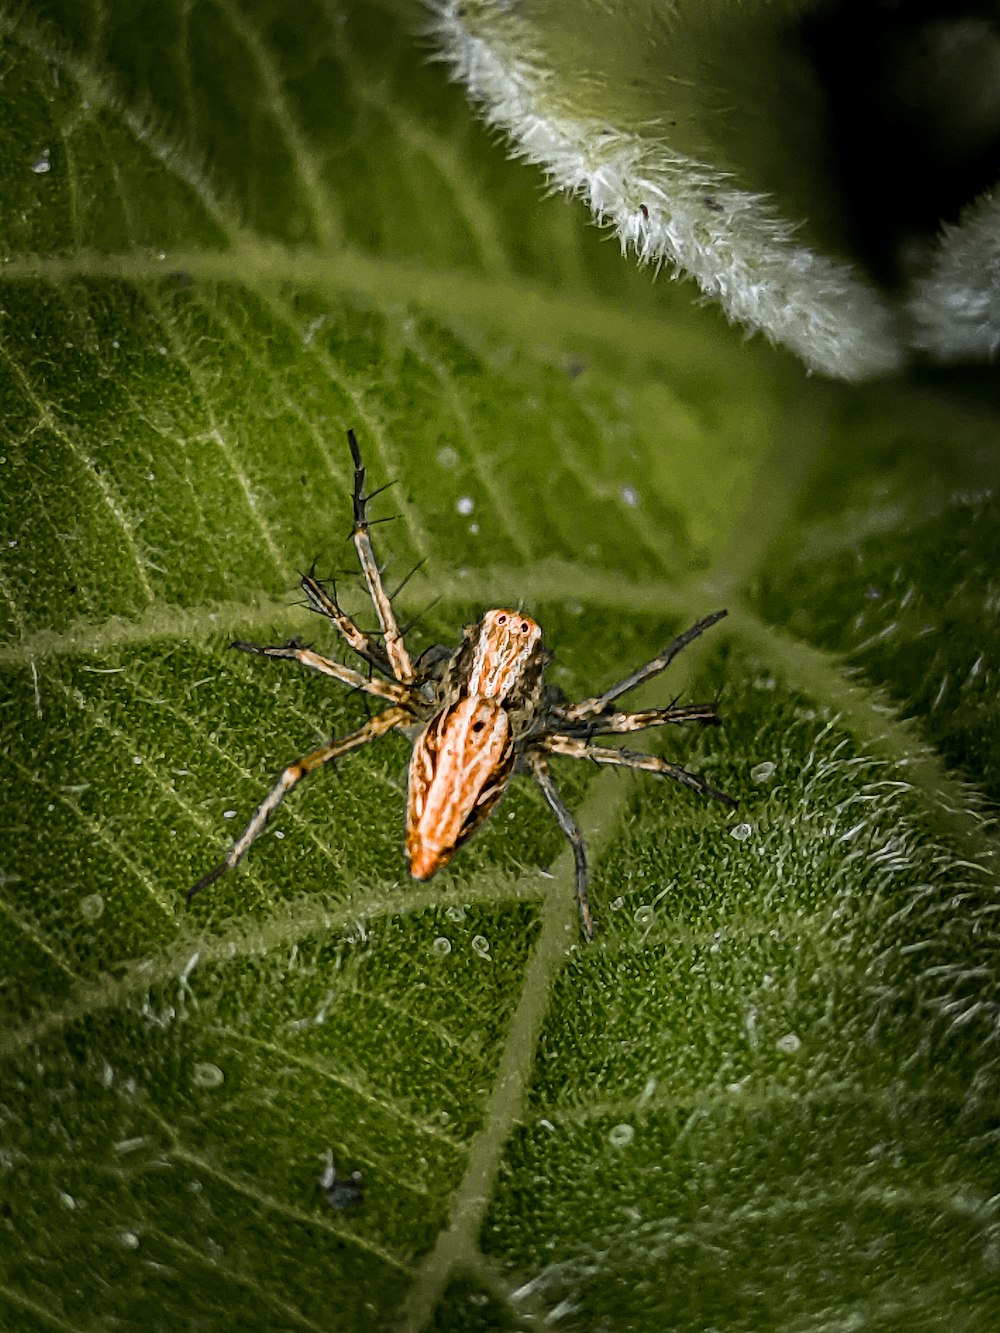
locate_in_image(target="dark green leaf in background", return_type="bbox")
[1,3,999,1330]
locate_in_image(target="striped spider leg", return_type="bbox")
[188,428,422,899]
[519,611,738,938]
[189,431,736,939]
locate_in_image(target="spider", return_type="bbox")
[189,430,737,938]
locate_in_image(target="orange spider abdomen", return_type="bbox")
[406,695,515,880]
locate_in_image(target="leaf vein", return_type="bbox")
[0,9,239,241]
[212,0,342,249]
[0,341,156,605]
[8,752,176,921]
[211,1024,462,1154]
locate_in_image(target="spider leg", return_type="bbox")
[231,640,413,706]
[539,735,738,807]
[524,750,595,940]
[347,429,416,684]
[564,610,728,721]
[188,705,411,901]
[560,701,721,737]
[299,572,394,677]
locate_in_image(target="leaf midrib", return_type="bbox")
[0,563,720,664]
[0,247,782,383]
[4,566,996,869]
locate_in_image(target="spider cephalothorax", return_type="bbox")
[189,431,736,937]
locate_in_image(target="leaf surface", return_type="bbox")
[2,3,999,1330]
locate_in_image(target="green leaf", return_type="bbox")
[430,1,1000,375]
[2,3,999,1330]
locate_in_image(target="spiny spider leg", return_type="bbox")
[188,705,412,901]
[231,641,411,705]
[347,429,415,684]
[524,750,595,940]
[565,610,728,721]
[389,558,427,603]
[540,735,738,807]
[560,701,721,737]
[300,571,394,677]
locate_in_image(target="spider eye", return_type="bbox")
[521,621,529,632]
[496,613,507,624]
[472,721,486,733]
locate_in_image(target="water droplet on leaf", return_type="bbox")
[80,893,104,921]
[192,1062,224,1089]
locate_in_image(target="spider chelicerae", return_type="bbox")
[189,430,737,937]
